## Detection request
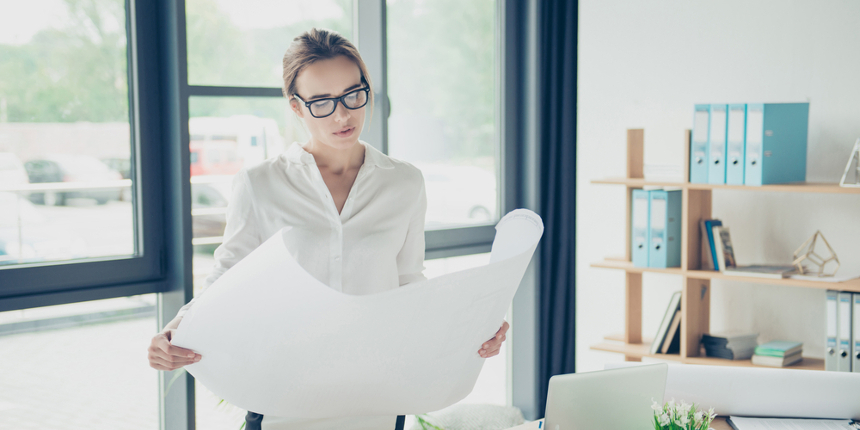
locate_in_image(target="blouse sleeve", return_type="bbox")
[396,174,427,286]
[176,169,262,318]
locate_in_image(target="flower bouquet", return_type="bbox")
[651,398,717,430]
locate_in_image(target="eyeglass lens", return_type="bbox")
[309,89,368,117]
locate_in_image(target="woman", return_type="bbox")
[147,28,509,430]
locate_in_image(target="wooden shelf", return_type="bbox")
[590,259,685,275]
[591,177,860,194]
[590,260,860,293]
[589,129,849,372]
[590,337,825,371]
[686,270,860,292]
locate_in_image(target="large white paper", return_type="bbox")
[172,209,543,418]
[605,362,860,419]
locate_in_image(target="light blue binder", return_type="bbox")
[743,103,810,186]
[838,291,853,372]
[648,190,681,268]
[689,105,710,183]
[707,104,728,184]
[631,189,650,267]
[853,293,860,373]
[725,104,746,185]
[826,290,839,371]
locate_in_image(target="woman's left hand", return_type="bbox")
[479,321,509,358]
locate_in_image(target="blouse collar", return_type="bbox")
[284,141,394,170]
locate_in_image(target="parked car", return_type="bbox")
[190,140,244,177]
[414,163,497,227]
[0,192,85,265]
[100,157,131,179]
[191,181,231,240]
[24,155,123,205]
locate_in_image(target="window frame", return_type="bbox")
[0,0,168,312]
[0,0,537,428]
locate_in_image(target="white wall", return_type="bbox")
[576,0,860,372]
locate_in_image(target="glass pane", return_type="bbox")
[0,295,158,428]
[186,0,354,87]
[387,0,498,230]
[189,96,293,428]
[0,0,135,266]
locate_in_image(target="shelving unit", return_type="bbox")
[589,129,860,370]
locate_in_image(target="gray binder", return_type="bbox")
[837,292,853,372]
[853,293,860,373]
[826,290,838,371]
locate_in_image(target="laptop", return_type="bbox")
[544,363,668,430]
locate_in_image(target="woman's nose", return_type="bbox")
[332,100,351,121]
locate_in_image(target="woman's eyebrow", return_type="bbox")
[308,83,363,100]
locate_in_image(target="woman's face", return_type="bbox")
[291,55,366,151]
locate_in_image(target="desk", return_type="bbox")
[505,416,733,430]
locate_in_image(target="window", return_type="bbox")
[0,1,135,266]
[0,0,164,310]
[1,1,521,429]
[182,1,355,425]
[387,0,499,230]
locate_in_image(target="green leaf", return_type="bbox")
[164,368,188,398]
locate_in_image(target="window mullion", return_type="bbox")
[355,0,388,154]
[186,86,284,98]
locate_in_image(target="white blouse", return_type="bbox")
[177,141,427,429]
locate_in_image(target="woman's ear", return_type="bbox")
[289,97,304,118]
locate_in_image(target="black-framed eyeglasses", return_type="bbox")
[293,87,370,118]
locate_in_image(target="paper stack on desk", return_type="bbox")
[172,209,543,419]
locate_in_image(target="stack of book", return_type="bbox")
[701,332,758,360]
[751,341,803,367]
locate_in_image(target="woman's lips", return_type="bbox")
[334,127,354,137]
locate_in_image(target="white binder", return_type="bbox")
[826,290,838,371]
[838,291,853,372]
[854,293,860,373]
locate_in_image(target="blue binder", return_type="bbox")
[725,104,747,185]
[744,103,810,186]
[631,189,650,267]
[648,190,682,268]
[689,105,710,183]
[707,104,728,184]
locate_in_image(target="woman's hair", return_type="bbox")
[282,28,373,118]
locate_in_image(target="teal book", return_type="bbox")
[754,341,802,357]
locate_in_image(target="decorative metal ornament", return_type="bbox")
[839,138,860,187]
[792,230,839,277]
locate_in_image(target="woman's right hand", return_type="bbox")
[148,328,201,371]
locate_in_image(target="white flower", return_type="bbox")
[651,399,663,413]
[694,411,705,428]
[679,414,690,426]
[659,413,671,426]
[708,407,717,420]
[680,401,692,415]
[667,398,676,410]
